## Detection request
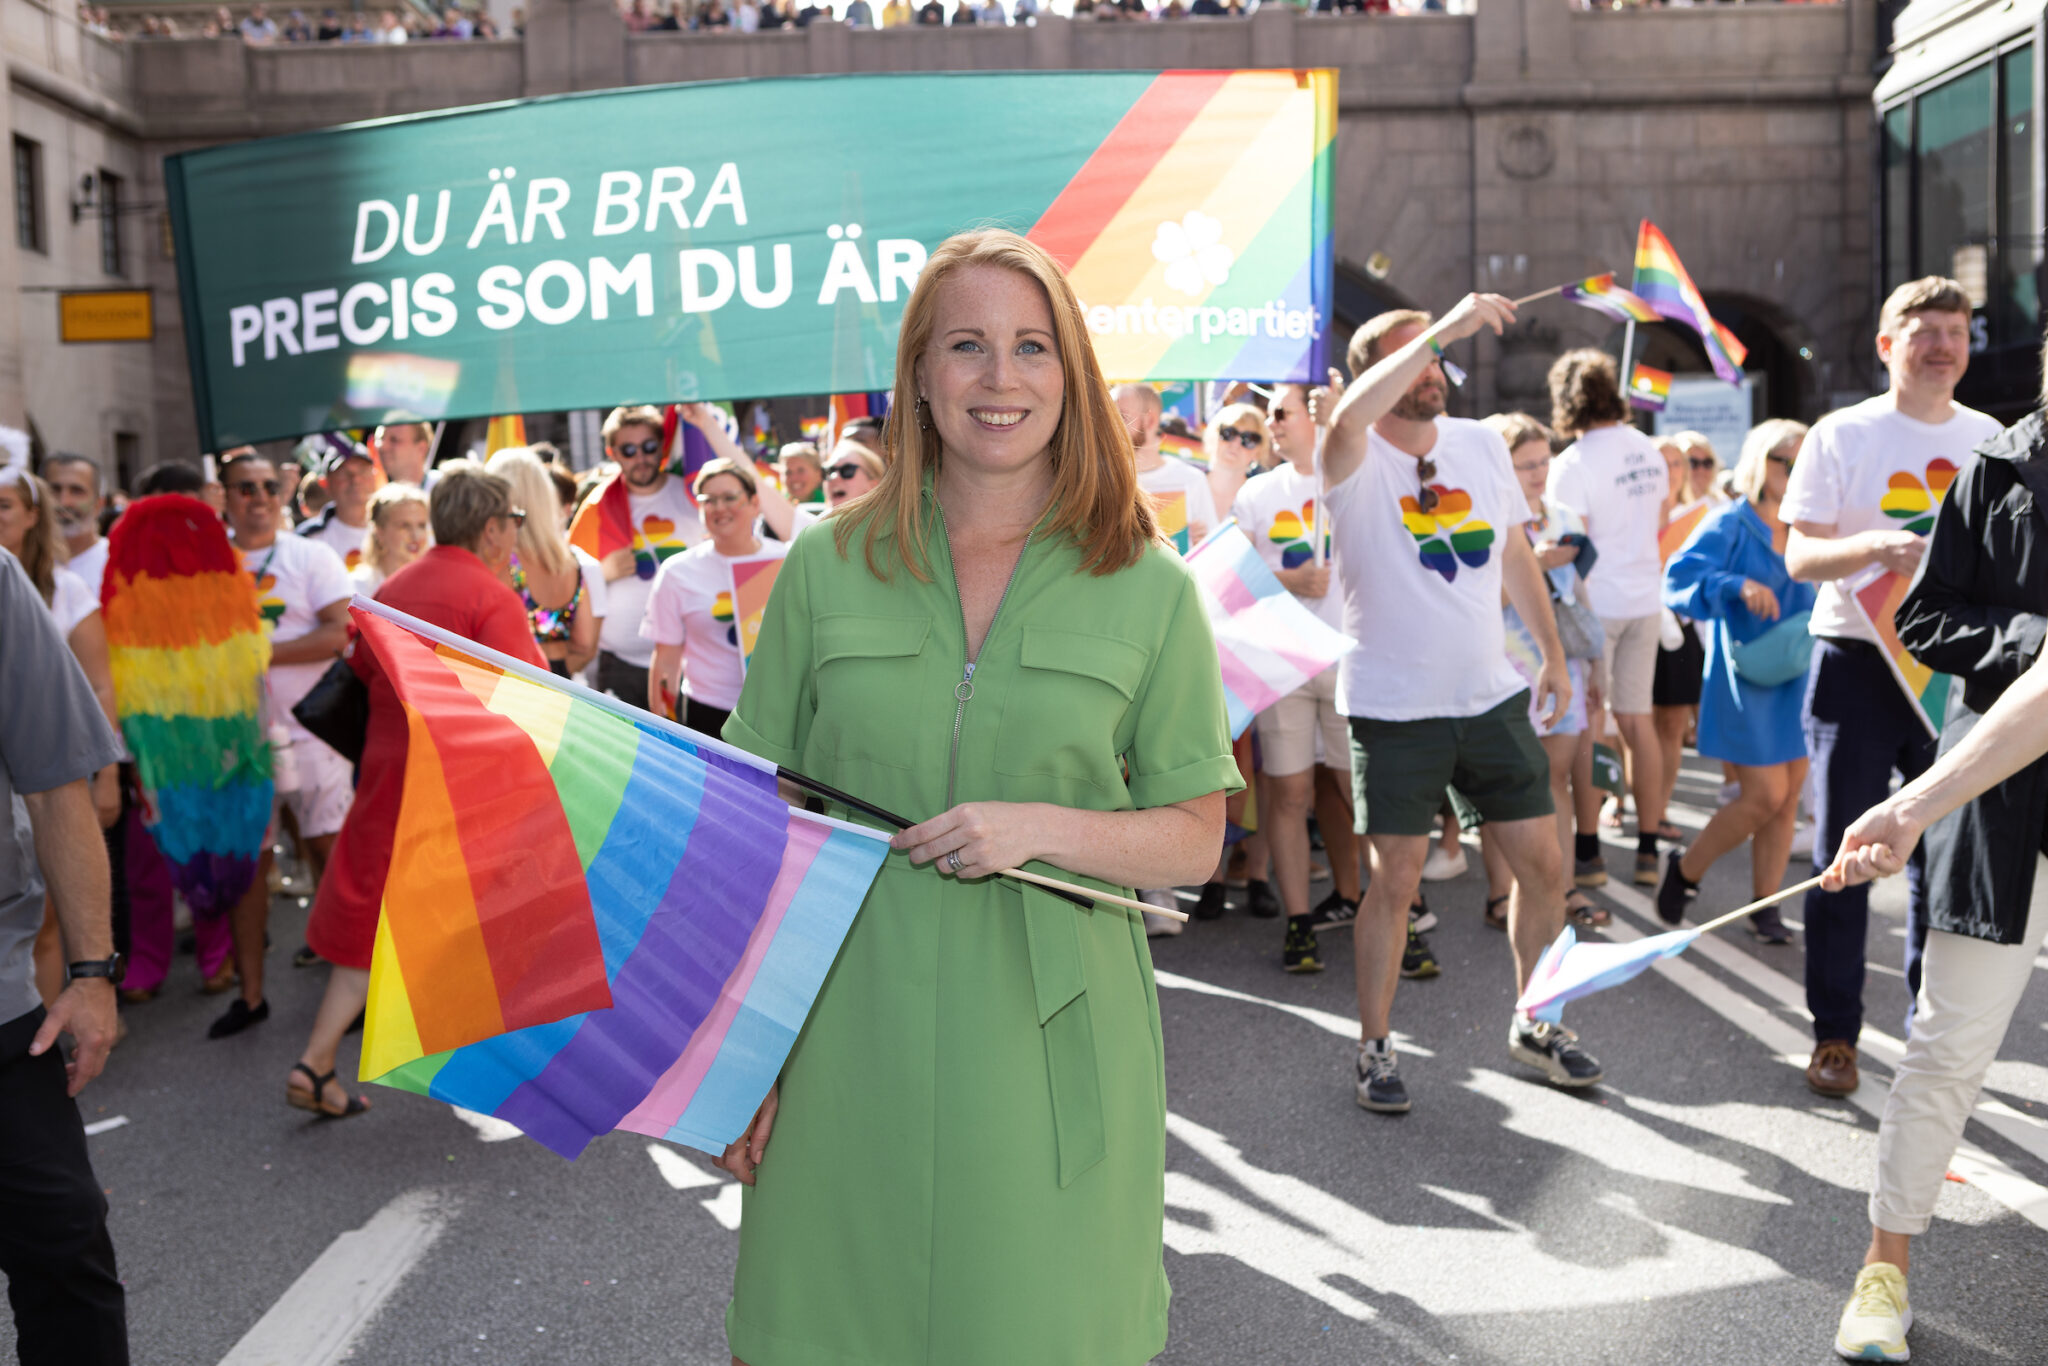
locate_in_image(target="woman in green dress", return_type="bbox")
[716,228,1243,1366]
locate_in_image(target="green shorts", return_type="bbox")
[1347,691,1554,837]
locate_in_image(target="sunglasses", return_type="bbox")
[230,479,281,498]
[496,507,527,526]
[612,439,663,458]
[1414,457,1439,515]
[1215,426,1264,449]
[1689,456,1717,469]
[1766,454,1796,471]
[826,462,867,480]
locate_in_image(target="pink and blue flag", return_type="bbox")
[353,600,891,1160]
[1515,924,1696,1024]
[1184,522,1355,738]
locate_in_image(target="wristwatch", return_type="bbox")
[67,953,124,982]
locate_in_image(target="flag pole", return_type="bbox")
[1682,874,1827,937]
[1511,284,1567,307]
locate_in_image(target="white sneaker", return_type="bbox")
[1141,889,1183,938]
[1421,845,1468,882]
[1718,781,1741,807]
[1790,821,1815,859]
[1834,1262,1911,1361]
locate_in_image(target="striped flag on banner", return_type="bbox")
[1184,522,1356,738]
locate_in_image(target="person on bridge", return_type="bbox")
[713,228,1239,1366]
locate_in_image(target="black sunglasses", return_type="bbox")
[1414,457,1439,514]
[612,439,663,458]
[1766,454,1796,471]
[1689,456,1717,469]
[826,462,867,480]
[1215,426,1264,449]
[230,479,281,498]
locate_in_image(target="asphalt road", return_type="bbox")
[14,755,2048,1366]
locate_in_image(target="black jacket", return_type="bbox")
[1896,410,2048,944]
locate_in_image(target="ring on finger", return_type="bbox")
[946,849,965,873]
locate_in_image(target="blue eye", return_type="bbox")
[952,339,982,353]
[1019,340,1046,355]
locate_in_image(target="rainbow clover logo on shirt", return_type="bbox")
[1399,486,1494,583]
[1266,500,1329,569]
[248,570,285,626]
[711,590,737,646]
[632,514,693,580]
[1880,459,1959,535]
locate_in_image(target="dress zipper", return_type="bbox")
[937,502,1029,810]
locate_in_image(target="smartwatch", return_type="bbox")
[67,953,125,982]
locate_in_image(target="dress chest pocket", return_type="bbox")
[994,626,1149,792]
[813,613,932,772]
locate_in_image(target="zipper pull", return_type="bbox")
[956,660,976,702]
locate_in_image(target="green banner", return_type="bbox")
[168,69,1335,450]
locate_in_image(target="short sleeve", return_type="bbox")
[575,549,611,622]
[725,532,817,769]
[470,576,548,668]
[304,539,354,610]
[0,550,120,794]
[1780,419,1841,525]
[1185,468,1219,531]
[1126,568,1245,808]
[1481,429,1534,526]
[641,557,689,645]
[1545,449,1589,522]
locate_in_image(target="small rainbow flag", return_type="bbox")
[1633,221,1748,384]
[1851,568,1950,738]
[484,413,526,456]
[1659,499,1710,565]
[102,497,274,914]
[1158,430,1208,469]
[1628,362,1673,412]
[352,601,890,1160]
[1561,273,1661,326]
[798,416,829,442]
[1184,522,1355,738]
[731,557,782,670]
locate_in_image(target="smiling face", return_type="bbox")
[916,263,1065,482]
[610,423,666,491]
[697,472,759,542]
[222,458,281,543]
[780,454,821,502]
[43,460,99,544]
[1880,308,1971,397]
[325,457,377,523]
[825,445,879,506]
[379,500,431,567]
[0,482,36,559]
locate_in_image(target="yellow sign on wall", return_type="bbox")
[59,290,154,343]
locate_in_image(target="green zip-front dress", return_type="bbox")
[722,497,1241,1366]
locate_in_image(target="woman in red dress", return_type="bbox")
[286,462,547,1117]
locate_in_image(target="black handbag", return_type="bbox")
[292,657,370,764]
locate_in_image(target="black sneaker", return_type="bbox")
[1655,849,1698,925]
[1246,880,1282,920]
[1282,918,1322,973]
[1307,889,1358,932]
[1409,894,1438,933]
[1191,882,1228,921]
[1748,906,1793,944]
[292,943,322,969]
[1400,924,1440,979]
[1509,1018,1604,1087]
[1355,1042,1410,1112]
[207,996,270,1040]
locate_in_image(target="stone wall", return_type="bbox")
[6,0,1880,469]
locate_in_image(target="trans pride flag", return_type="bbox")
[1516,924,1696,1024]
[1184,522,1355,738]
[352,603,890,1159]
[1633,221,1748,384]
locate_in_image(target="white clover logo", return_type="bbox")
[1152,211,1233,298]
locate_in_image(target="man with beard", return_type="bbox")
[1317,299,1595,1114]
[40,455,108,599]
[588,405,705,701]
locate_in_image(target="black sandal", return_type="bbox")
[287,1061,370,1119]
[1484,894,1509,931]
[1567,893,1610,927]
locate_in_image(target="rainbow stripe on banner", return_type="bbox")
[1031,69,1337,384]
[1850,568,1951,738]
[1184,522,1355,738]
[1633,221,1748,384]
[353,603,889,1159]
[1561,273,1661,326]
[1628,362,1672,412]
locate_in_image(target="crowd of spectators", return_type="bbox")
[88,2,507,41]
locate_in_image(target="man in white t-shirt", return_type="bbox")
[1231,383,1359,971]
[1778,276,2003,1101]
[1318,299,1598,1114]
[42,453,108,600]
[213,450,354,1040]
[1113,384,1216,552]
[1545,351,1672,887]
[295,436,377,574]
[372,420,437,489]
[588,405,706,702]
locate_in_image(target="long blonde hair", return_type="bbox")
[363,481,430,577]
[833,229,1156,580]
[485,447,574,577]
[0,467,61,604]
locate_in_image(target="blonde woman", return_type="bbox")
[349,482,431,595]
[485,447,604,677]
[1672,430,1725,505]
[1204,400,1268,520]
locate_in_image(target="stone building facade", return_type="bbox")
[4,0,1883,480]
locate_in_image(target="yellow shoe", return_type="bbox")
[1834,1262,1911,1361]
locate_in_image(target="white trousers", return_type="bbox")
[1871,867,2048,1235]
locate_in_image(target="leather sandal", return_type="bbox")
[287,1061,371,1119]
[1566,892,1610,927]
[1483,894,1509,931]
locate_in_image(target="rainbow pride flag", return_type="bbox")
[1150,489,1192,554]
[829,392,890,446]
[1633,221,1748,384]
[484,414,526,456]
[1030,69,1337,384]
[352,602,890,1159]
[1561,273,1661,326]
[102,496,273,914]
[1159,430,1208,468]
[731,557,781,670]
[569,405,735,574]
[1184,522,1355,738]
[1850,568,1950,738]
[1628,362,1673,412]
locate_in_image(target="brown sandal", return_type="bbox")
[1483,894,1509,930]
[287,1061,371,1119]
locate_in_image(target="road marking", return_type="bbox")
[83,1115,128,1136]
[646,1142,721,1189]
[1595,882,2048,1232]
[216,1189,455,1366]
[449,1107,522,1142]
[1154,970,1434,1058]
[701,1183,743,1230]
